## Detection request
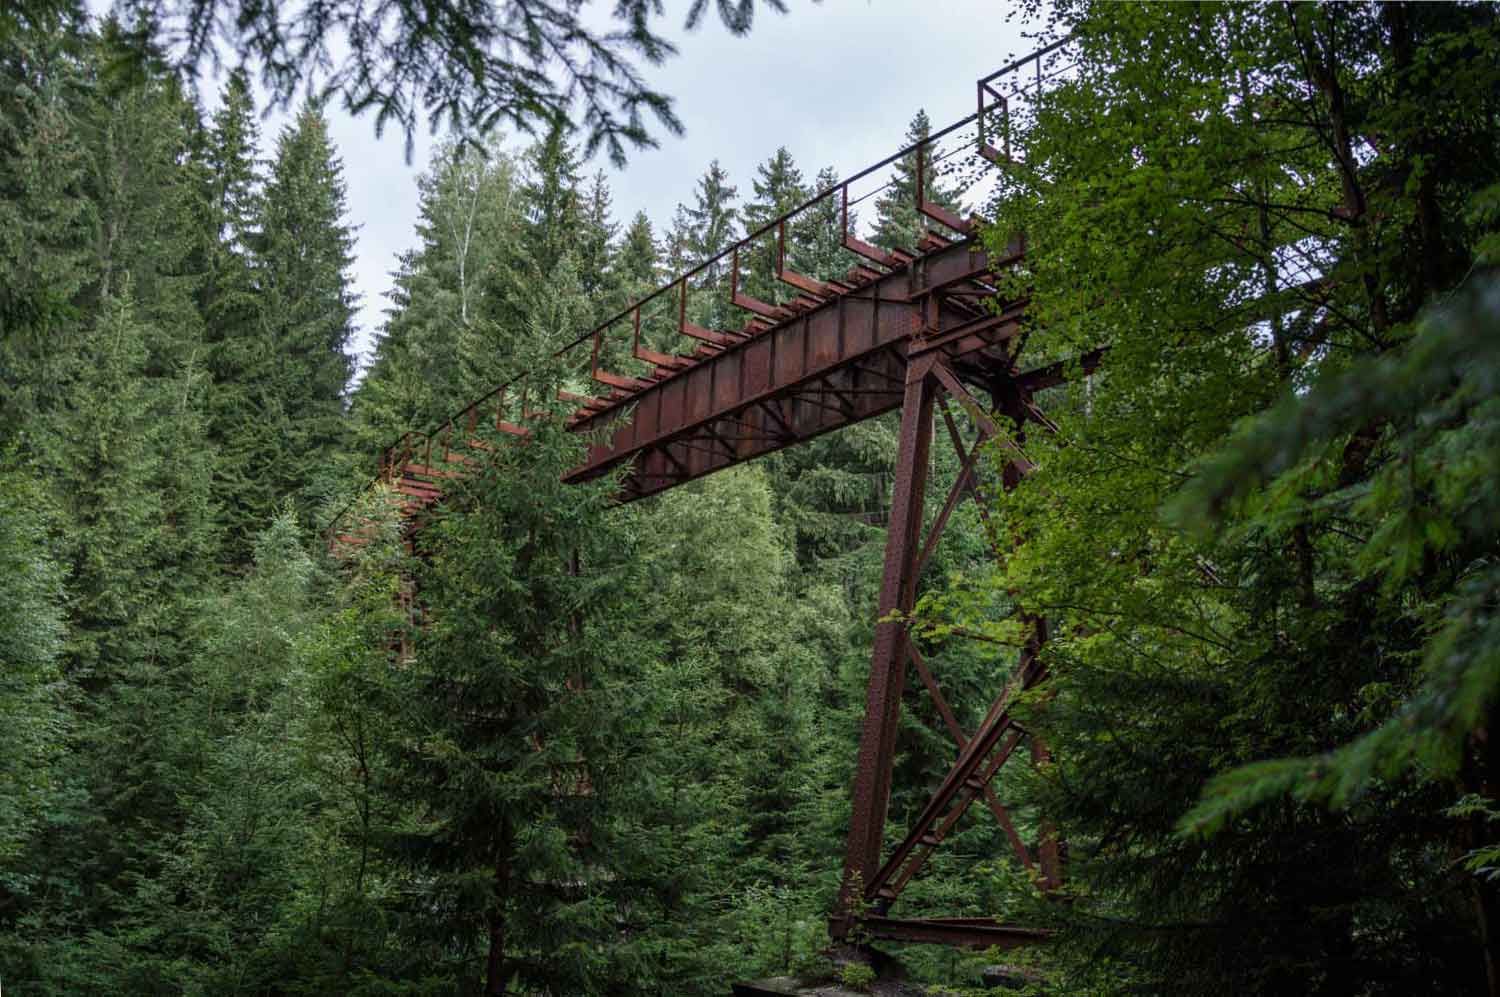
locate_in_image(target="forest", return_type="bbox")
[2,1,1500,994]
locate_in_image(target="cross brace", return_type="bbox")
[831,351,1071,948]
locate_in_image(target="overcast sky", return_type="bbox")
[278,1,1040,366]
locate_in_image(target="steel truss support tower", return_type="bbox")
[831,349,1058,951]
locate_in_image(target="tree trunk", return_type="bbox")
[486,815,513,995]
[1463,708,1500,997]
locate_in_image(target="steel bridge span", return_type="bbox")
[335,38,1088,954]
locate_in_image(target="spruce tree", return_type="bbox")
[617,210,660,291]
[198,70,276,562]
[518,120,583,279]
[676,159,738,330]
[0,468,66,875]
[383,389,663,994]
[0,17,92,442]
[685,159,739,278]
[154,512,327,991]
[871,109,963,253]
[576,169,619,315]
[257,101,358,523]
[741,146,809,305]
[790,165,856,283]
[352,138,527,456]
[18,291,205,990]
[635,468,852,983]
[615,210,675,351]
[662,202,696,278]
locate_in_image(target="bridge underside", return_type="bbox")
[360,230,1088,950]
[563,236,1028,500]
[340,42,1097,960]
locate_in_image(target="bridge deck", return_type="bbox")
[565,235,1026,499]
[332,40,1087,961]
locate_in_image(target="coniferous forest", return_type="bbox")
[3,1,1500,994]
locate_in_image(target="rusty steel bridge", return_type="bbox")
[335,39,1089,953]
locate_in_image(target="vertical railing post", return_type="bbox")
[678,277,688,335]
[915,140,926,215]
[977,78,986,150]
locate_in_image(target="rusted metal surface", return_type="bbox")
[839,353,938,917]
[862,916,1051,949]
[329,39,1088,956]
[826,350,1069,945]
[565,238,1025,500]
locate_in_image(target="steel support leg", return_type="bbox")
[831,355,1065,947]
[835,353,938,935]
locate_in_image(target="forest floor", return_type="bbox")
[732,974,982,996]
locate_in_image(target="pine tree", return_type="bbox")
[575,169,619,316]
[740,146,809,305]
[257,101,358,523]
[518,120,583,280]
[198,70,276,562]
[871,109,963,254]
[676,159,738,330]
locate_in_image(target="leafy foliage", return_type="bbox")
[7,5,1500,996]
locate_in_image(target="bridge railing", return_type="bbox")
[977,36,1078,168]
[329,36,1077,539]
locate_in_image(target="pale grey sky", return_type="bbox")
[265,2,1040,366]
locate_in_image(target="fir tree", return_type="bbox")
[741,146,809,304]
[871,109,963,253]
[199,70,275,562]
[575,169,619,315]
[518,120,583,280]
[257,101,358,523]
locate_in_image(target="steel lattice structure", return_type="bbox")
[333,38,1089,952]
